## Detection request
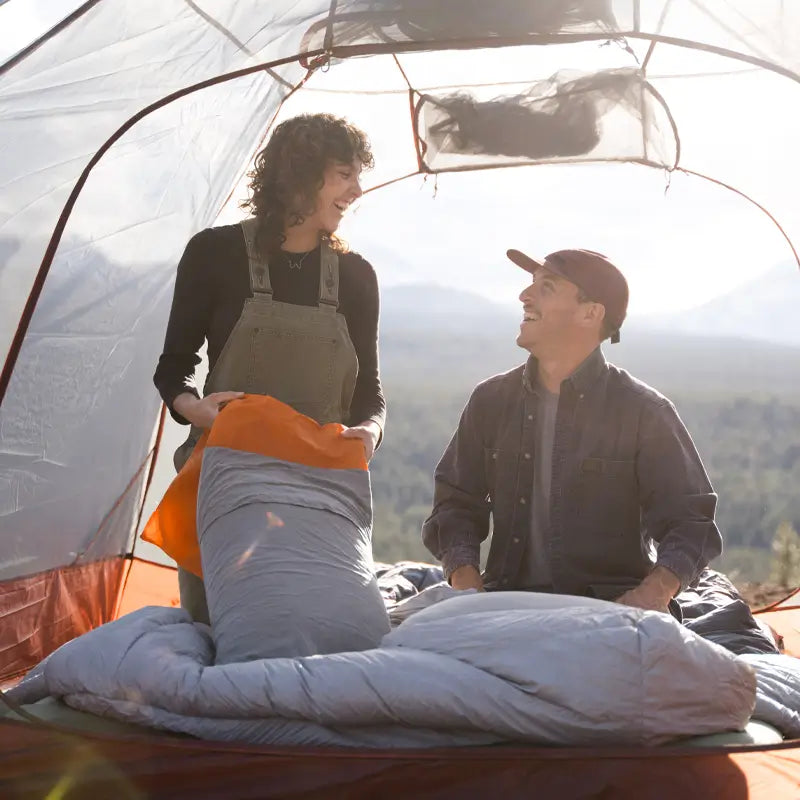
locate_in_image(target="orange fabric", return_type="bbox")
[141,395,367,576]
[755,609,800,658]
[4,721,800,800]
[116,558,180,618]
[0,558,126,683]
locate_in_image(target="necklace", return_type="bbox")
[285,250,313,270]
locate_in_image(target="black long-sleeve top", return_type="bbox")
[153,224,386,433]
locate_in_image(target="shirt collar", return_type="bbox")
[523,346,607,395]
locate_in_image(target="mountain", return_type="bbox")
[382,261,800,345]
[638,262,800,346]
[378,281,800,397]
[380,283,512,329]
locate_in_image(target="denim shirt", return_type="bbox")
[421,347,722,598]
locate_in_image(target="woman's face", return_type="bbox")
[311,158,363,234]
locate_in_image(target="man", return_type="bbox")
[422,247,722,613]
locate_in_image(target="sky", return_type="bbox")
[2,0,798,314]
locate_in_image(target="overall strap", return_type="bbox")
[240,217,272,296]
[318,240,340,310]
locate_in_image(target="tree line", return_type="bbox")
[368,381,800,584]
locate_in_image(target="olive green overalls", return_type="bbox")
[173,218,359,623]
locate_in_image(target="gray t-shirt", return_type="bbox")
[519,382,559,589]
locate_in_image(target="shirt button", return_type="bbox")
[519,497,526,504]
[527,414,533,421]
[512,537,520,544]
[491,452,498,460]
[524,452,531,459]
[579,393,584,399]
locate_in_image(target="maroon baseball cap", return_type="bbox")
[507,248,629,343]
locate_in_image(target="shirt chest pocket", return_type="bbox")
[574,458,639,534]
[484,447,519,502]
[580,458,636,479]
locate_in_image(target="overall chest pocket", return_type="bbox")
[248,327,337,403]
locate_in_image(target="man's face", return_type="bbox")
[516,267,588,353]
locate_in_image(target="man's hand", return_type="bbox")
[340,420,381,462]
[449,565,484,592]
[615,566,681,613]
[173,391,244,429]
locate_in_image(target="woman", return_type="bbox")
[153,113,386,622]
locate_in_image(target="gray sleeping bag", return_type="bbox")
[197,446,390,663]
[8,592,764,748]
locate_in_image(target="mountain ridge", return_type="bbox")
[380,261,800,347]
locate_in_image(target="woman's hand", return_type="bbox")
[173,391,244,430]
[340,420,381,462]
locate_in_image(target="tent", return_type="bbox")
[1,1,800,796]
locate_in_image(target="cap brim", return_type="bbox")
[506,249,546,275]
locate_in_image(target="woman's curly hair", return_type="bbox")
[242,113,374,257]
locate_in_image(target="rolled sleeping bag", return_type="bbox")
[195,395,390,663]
